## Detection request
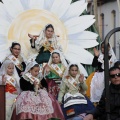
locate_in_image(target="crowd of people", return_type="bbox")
[0,24,120,120]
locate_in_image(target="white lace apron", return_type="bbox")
[90,71,104,102]
[16,89,54,115]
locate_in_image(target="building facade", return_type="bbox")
[97,0,120,59]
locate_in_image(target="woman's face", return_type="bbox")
[52,53,60,64]
[11,45,21,57]
[45,27,54,39]
[30,66,40,77]
[7,63,14,76]
[69,66,78,78]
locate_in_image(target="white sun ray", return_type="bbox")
[61,0,87,21]
[64,15,95,27]
[0,27,9,36]
[2,0,24,18]
[65,16,95,34]
[44,0,55,10]
[0,44,9,62]
[50,0,72,18]
[20,0,30,10]
[78,64,88,77]
[69,41,98,49]
[0,3,12,22]
[0,44,8,49]
[69,31,98,40]
[29,0,44,9]
[65,44,94,65]
[0,36,7,44]
[0,0,99,76]
[0,19,10,27]
[68,31,98,48]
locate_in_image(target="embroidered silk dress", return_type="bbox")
[0,75,18,120]
[29,24,63,64]
[46,63,66,98]
[58,63,94,119]
[15,76,65,120]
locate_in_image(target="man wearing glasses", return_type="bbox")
[84,66,120,120]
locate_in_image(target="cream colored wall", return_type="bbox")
[98,1,120,59]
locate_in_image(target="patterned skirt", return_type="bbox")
[15,89,64,120]
[46,78,61,99]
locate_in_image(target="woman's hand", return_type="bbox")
[28,33,38,41]
[43,87,47,91]
[79,74,84,83]
[28,33,34,39]
[58,101,62,105]
[2,75,6,85]
[20,72,24,76]
[12,91,18,95]
[45,64,50,74]
[33,80,39,86]
[83,114,93,120]
[34,82,40,91]
[93,48,99,57]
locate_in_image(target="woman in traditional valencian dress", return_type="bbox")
[58,63,94,120]
[28,24,63,65]
[15,61,65,120]
[0,60,20,120]
[90,42,117,103]
[4,42,26,77]
[44,50,68,98]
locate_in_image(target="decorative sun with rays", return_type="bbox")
[0,0,98,76]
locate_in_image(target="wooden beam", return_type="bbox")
[0,85,5,120]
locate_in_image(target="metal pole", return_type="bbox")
[104,27,120,120]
